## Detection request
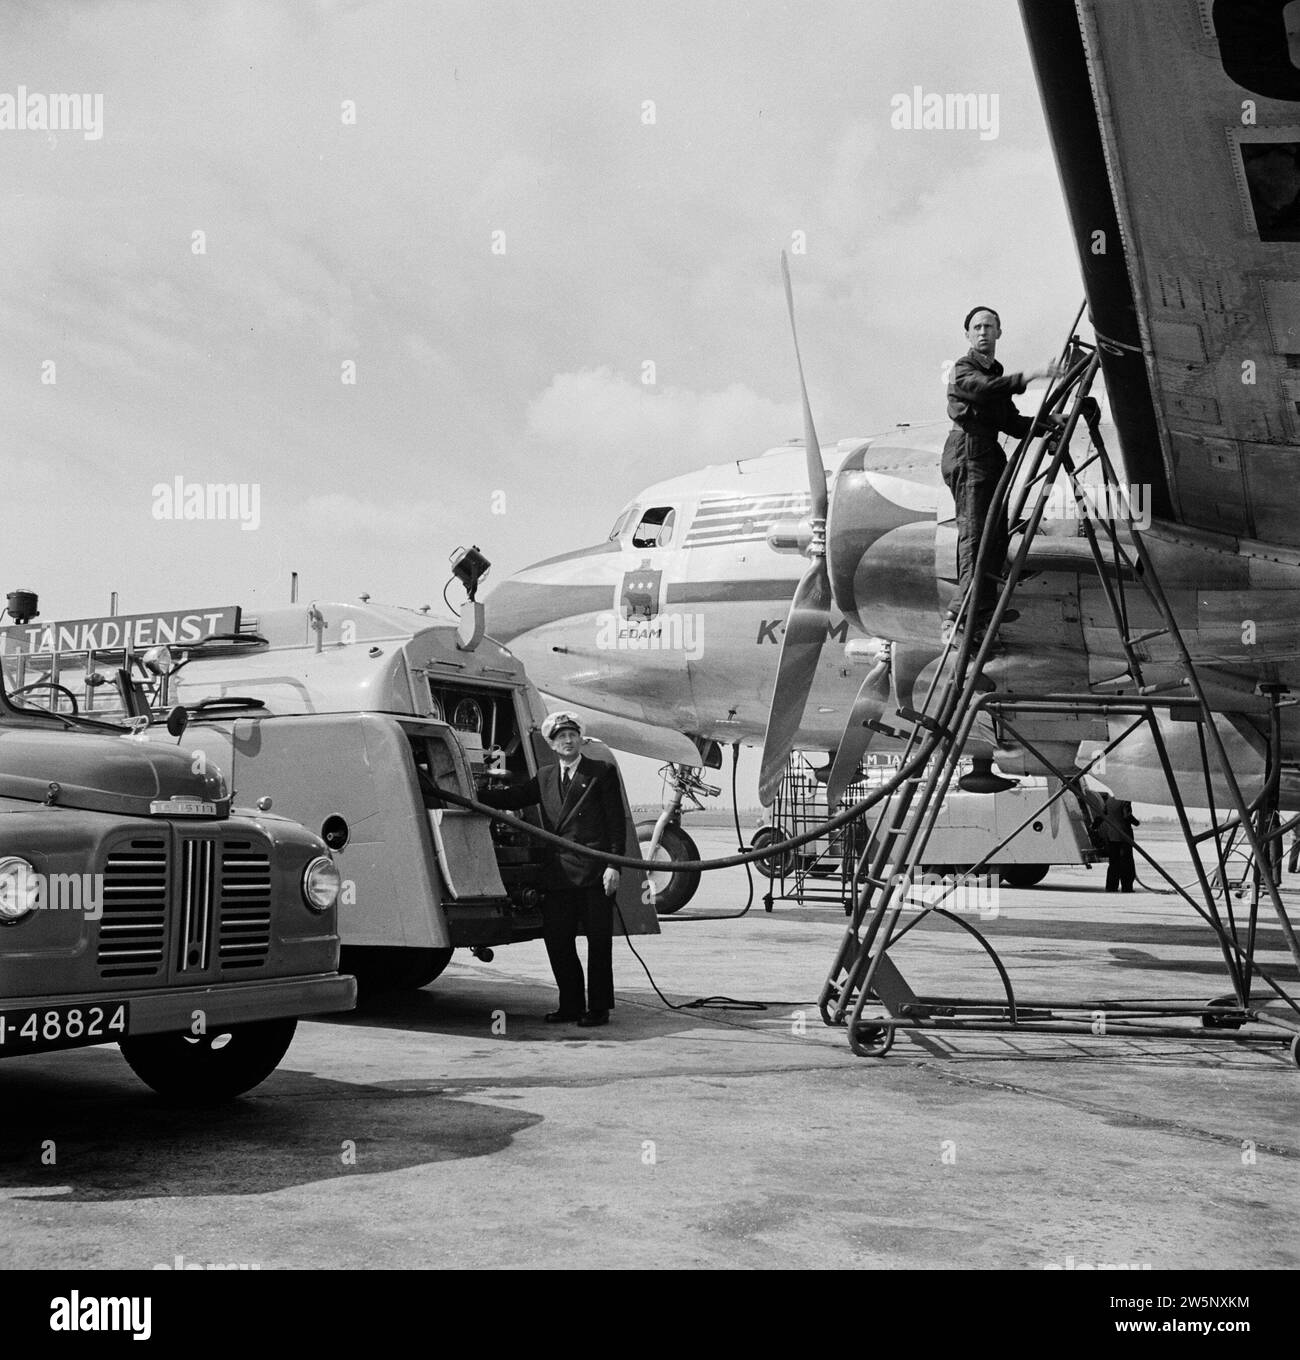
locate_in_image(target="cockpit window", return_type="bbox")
[631,506,676,548]
[607,506,637,542]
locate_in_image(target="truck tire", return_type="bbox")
[340,946,454,997]
[120,1017,298,1103]
[998,863,1049,888]
[636,820,701,914]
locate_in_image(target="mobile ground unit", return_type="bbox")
[2,600,657,996]
[752,753,1099,906]
[0,610,355,1099]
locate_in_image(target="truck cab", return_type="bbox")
[0,618,356,1100]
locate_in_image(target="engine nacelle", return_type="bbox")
[827,441,948,644]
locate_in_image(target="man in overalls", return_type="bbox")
[943,307,1058,636]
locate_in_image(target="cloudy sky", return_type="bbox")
[0,0,1082,627]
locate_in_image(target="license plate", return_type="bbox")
[0,1001,129,1054]
[150,798,217,816]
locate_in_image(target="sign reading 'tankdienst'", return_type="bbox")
[0,606,241,655]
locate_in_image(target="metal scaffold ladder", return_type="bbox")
[818,316,1300,1064]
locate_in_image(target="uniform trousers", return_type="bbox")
[943,430,1009,622]
[544,882,614,1014]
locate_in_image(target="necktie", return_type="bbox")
[561,768,572,798]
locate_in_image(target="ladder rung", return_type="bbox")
[1126,628,1168,646]
[866,720,903,739]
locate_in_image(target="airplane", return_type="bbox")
[486,0,1300,912]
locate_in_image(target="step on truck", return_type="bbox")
[1,597,658,996]
[0,596,356,1100]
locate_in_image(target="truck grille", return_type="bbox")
[177,837,216,973]
[96,832,274,978]
[218,840,273,970]
[99,838,169,978]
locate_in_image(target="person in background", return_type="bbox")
[1099,793,1141,893]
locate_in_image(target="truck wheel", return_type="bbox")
[340,946,454,997]
[120,1017,298,1103]
[636,820,701,914]
[998,864,1049,888]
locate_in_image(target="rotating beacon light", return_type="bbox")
[449,545,491,652]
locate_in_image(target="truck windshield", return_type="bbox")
[0,649,131,732]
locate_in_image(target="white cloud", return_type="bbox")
[526,367,801,469]
[291,492,453,545]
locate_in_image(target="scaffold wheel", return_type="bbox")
[850,1023,895,1058]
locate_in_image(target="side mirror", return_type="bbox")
[165,705,189,739]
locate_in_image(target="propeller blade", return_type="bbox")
[825,656,892,810]
[758,558,832,805]
[758,254,834,807]
[781,251,828,523]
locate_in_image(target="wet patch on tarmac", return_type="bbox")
[0,1061,541,1202]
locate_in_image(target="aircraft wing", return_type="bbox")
[1022,0,1300,547]
[539,694,706,766]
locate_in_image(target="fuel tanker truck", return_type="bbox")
[0,594,657,995]
[0,592,355,1100]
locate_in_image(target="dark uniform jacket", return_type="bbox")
[480,755,624,890]
[943,349,1034,479]
[1096,796,1140,845]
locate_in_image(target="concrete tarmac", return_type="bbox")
[3,827,1298,1270]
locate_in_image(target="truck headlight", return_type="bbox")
[302,856,341,912]
[0,857,39,924]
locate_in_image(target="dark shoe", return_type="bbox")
[577,1010,609,1027]
[545,1010,582,1023]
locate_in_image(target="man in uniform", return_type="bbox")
[944,306,1059,635]
[1098,792,1141,893]
[479,711,624,1027]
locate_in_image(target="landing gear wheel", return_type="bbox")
[850,1022,896,1058]
[635,820,701,914]
[998,863,1049,888]
[120,1017,298,1102]
[750,825,794,879]
[341,946,454,997]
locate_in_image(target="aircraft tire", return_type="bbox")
[998,864,1049,888]
[340,945,455,997]
[636,820,701,914]
[120,1017,298,1103]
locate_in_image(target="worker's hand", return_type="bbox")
[602,867,620,898]
[1034,411,1067,437]
[1026,359,1064,383]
